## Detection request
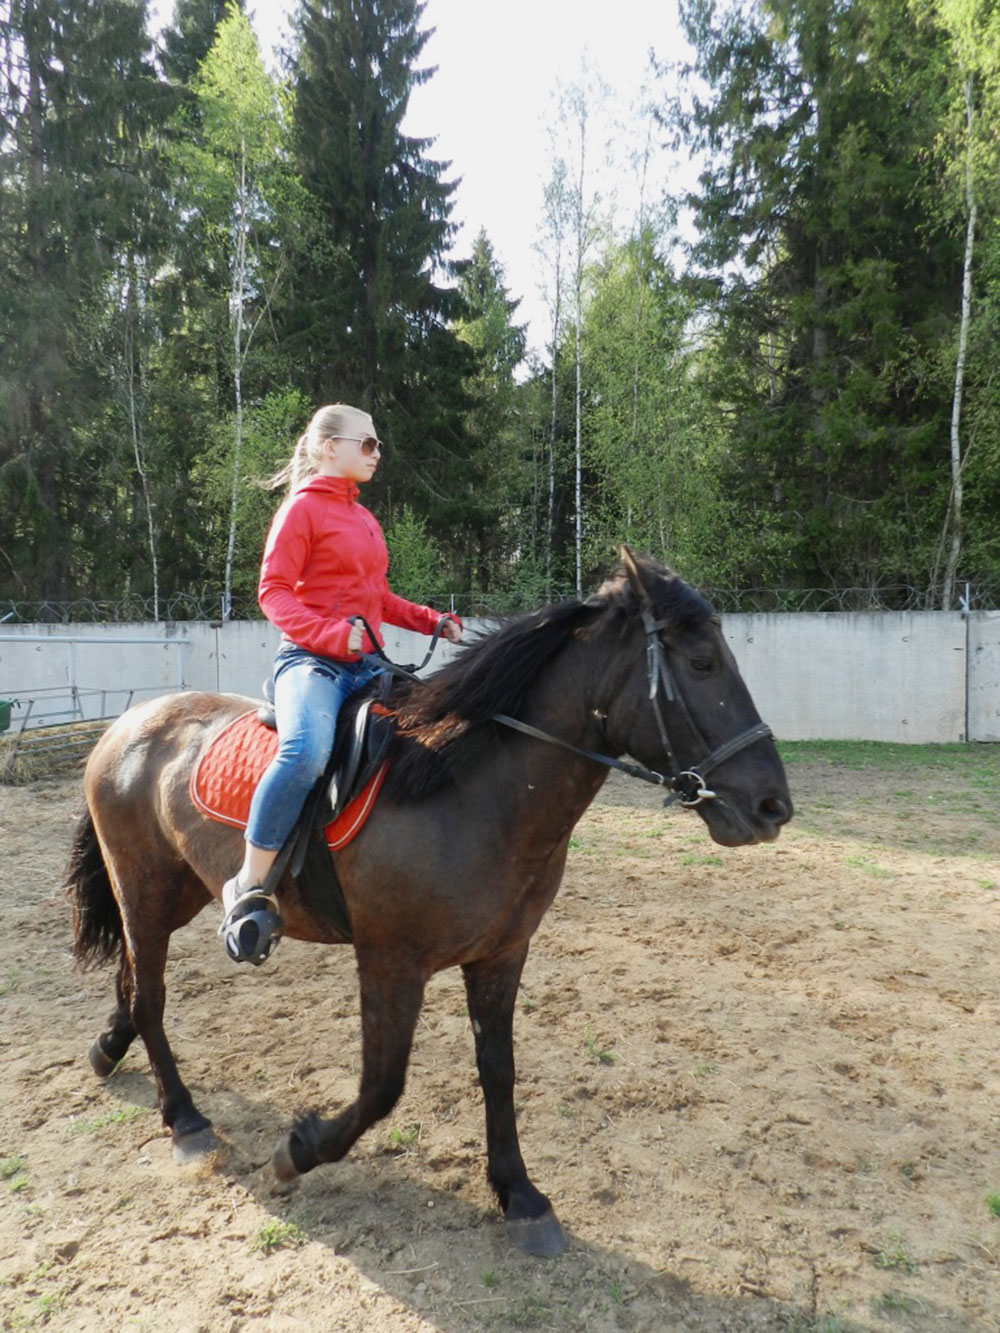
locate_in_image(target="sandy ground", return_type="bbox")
[1,746,999,1332]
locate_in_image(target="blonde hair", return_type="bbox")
[267,404,362,492]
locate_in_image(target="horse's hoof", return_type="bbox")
[271,1134,301,1183]
[172,1125,220,1164]
[506,1208,567,1258]
[89,1038,119,1080]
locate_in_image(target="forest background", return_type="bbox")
[2,0,999,622]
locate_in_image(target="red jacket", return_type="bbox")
[257,475,451,661]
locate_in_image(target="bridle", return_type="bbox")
[354,605,772,809]
[494,606,773,809]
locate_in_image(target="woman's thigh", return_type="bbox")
[272,658,357,780]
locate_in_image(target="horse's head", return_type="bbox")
[596,548,792,847]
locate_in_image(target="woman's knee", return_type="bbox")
[274,729,332,786]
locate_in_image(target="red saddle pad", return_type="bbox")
[190,710,387,852]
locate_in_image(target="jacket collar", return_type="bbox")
[298,474,360,503]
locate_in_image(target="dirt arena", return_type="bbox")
[1,744,998,1332]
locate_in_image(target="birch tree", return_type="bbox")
[182,3,290,616]
[927,0,1000,608]
[561,73,607,596]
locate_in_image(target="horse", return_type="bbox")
[65,550,792,1257]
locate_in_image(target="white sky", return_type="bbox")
[228,1,693,353]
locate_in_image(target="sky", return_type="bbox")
[174,0,694,355]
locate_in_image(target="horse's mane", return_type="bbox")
[382,556,714,804]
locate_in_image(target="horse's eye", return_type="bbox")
[690,657,714,675]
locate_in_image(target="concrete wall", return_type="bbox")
[969,610,1000,742]
[1,612,995,743]
[722,612,968,743]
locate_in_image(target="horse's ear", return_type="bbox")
[620,544,653,610]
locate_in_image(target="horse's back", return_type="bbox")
[86,691,255,807]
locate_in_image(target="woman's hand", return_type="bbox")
[441,616,462,643]
[347,620,365,654]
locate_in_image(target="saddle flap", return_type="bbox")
[326,698,395,822]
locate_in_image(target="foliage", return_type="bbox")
[0,0,999,612]
[383,505,447,606]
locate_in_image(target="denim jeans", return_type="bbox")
[245,645,380,852]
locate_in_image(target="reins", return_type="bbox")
[351,612,457,680]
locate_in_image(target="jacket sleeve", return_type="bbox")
[257,497,356,659]
[381,585,462,638]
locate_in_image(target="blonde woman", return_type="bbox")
[220,403,461,964]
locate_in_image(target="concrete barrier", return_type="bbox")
[0,612,995,743]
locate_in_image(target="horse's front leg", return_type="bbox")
[272,949,425,1179]
[463,946,567,1257]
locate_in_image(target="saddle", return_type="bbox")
[192,678,396,940]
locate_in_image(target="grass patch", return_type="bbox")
[844,854,895,879]
[389,1123,420,1151]
[250,1218,306,1254]
[986,1191,1000,1218]
[873,1234,918,1274]
[66,1105,150,1136]
[778,740,1000,790]
[584,1027,616,1065]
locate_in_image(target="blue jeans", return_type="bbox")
[245,645,380,852]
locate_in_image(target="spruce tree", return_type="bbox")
[0,0,168,603]
[283,0,475,564]
[674,0,959,595]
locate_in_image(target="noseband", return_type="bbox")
[494,607,773,808]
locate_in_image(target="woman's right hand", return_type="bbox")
[347,620,365,654]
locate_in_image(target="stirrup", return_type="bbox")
[219,883,284,966]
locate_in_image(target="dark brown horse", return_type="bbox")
[66,551,792,1256]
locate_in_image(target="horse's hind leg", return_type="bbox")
[271,949,425,1179]
[89,954,137,1078]
[92,813,218,1160]
[463,947,567,1257]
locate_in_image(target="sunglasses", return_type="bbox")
[335,435,382,456]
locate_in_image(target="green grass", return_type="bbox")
[66,1105,150,1136]
[844,854,895,879]
[778,740,1000,790]
[986,1191,1000,1218]
[872,1234,918,1274]
[584,1026,616,1065]
[250,1218,306,1254]
[0,1154,25,1179]
[389,1123,420,1150]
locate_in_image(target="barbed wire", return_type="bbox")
[1,579,997,624]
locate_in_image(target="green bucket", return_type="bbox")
[0,700,13,733]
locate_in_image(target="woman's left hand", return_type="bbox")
[441,616,462,643]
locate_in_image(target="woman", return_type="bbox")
[220,403,462,965]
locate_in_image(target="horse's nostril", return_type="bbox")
[759,796,791,824]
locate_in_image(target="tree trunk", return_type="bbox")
[940,74,975,612]
[224,138,249,620]
[124,260,160,620]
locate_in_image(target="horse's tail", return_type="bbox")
[66,811,123,968]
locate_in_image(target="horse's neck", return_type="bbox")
[483,634,617,831]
